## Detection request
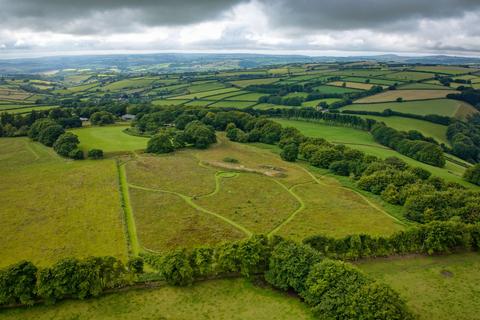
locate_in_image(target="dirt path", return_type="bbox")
[128,183,253,237]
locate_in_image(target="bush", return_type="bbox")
[28,118,57,140]
[88,149,104,159]
[53,132,80,158]
[159,249,194,286]
[147,131,175,154]
[265,240,322,293]
[38,125,65,147]
[90,111,115,126]
[68,148,84,160]
[464,164,480,186]
[280,143,298,162]
[0,261,37,306]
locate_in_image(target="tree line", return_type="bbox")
[0,256,142,307]
[341,108,453,126]
[141,235,413,320]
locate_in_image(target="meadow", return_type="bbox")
[122,135,402,253]
[70,125,149,154]
[354,89,457,103]
[342,99,478,119]
[359,253,480,320]
[0,138,127,267]
[0,279,313,320]
[355,115,449,145]
[271,118,473,186]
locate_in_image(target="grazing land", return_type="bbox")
[70,126,149,154]
[353,89,458,103]
[123,135,402,252]
[0,138,127,267]
[271,118,473,186]
[355,115,450,145]
[343,99,478,119]
[359,253,480,320]
[0,279,313,320]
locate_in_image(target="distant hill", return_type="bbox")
[1,52,479,74]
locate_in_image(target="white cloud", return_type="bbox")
[0,0,480,56]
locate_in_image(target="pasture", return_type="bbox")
[383,71,434,81]
[356,115,449,145]
[0,138,127,267]
[313,85,362,94]
[70,125,148,154]
[0,279,313,320]
[123,135,402,253]
[327,81,376,90]
[359,253,480,320]
[354,89,457,103]
[271,118,472,186]
[397,82,451,90]
[343,99,478,119]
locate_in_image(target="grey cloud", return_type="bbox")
[261,0,480,31]
[0,0,245,34]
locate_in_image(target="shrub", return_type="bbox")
[68,148,84,160]
[53,132,80,158]
[464,164,480,186]
[280,143,299,162]
[88,149,104,159]
[0,261,37,306]
[90,111,115,126]
[159,249,194,286]
[265,240,322,293]
[38,125,65,147]
[147,131,175,154]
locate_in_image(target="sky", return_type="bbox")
[1,0,480,58]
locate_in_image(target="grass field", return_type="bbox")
[343,99,478,119]
[383,71,435,81]
[397,82,451,90]
[271,119,472,186]
[70,126,148,154]
[0,105,59,114]
[327,81,374,90]
[172,87,238,100]
[123,135,402,251]
[356,115,449,145]
[341,77,399,85]
[0,278,313,320]
[102,78,157,91]
[0,138,127,267]
[354,90,457,103]
[129,188,246,252]
[358,253,480,320]
[412,66,476,75]
[151,99,189,106]
[301,98,342,107]
[230,78,279,87]
[208,100,257,108]
[313,85,362,94]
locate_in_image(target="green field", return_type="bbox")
[356,115,449,145]
[383,71,435,81]
[271,118,472,186]
[70,126,148,153]
[354,89,457,103]
[0,278,313,320]
[342,99,478,119]
[1,105,59,114]
[301,98,342,107]
[313,85,362,94]
[359,253,480,320]
[0,138,127,267]
[122,135,402,253]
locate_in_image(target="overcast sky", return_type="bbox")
[1,0,480,57]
